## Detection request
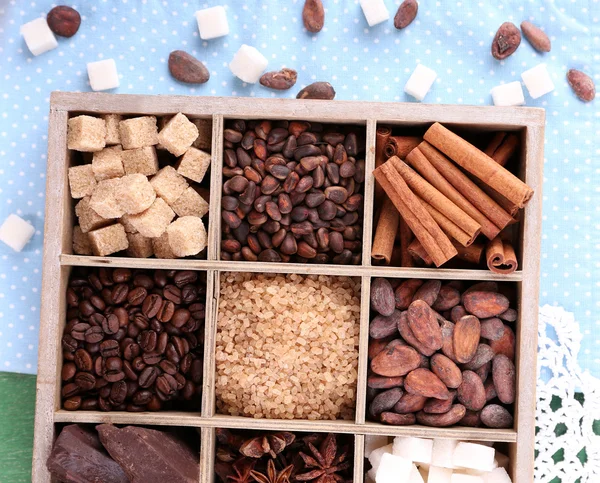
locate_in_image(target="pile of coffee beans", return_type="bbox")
[61,267,205,412]
[220,119,365,264]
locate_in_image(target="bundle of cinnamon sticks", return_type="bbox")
[372,123,529,273]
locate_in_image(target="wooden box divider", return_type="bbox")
[32,92,545,483]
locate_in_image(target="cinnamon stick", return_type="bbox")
[423,123,533,208]
[399,217,414,267]
[419,142,514,232]
[484,132,520,167]
[374,161,457,267]
[406,146,501,240]
[418,196,476,247]
[372,197,400,265]
[407,239,433,266]
[452,241,485,265]
[388,156,481,241]
[486,237,518,274]
[384,136,422,159]
[375,127,392,202]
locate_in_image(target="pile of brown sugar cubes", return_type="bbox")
[67,113,211,258]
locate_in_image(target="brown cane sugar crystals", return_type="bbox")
[215,272,360,420]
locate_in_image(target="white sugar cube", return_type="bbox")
[87,59,120,91]
[0,214,35,252]
[366,468,377,483]
[464,469,488,476]
[494,452,510,470]
[369,443,393,472]
[21,17,58,56]
[521,63,555,99]
[490,81,525,106]
[451,475,484,483]
[365,435,391,458]
[359,0,390,26]
[453,443,495,473]
[428,466,453,483]
[229,45,268,83]
[195,6,229,40]
[409,464,425,483]
[393,436,433,464]
[404,64,437,101]
[376,453,413,483]
[483,467,512,483]
[431,439,458,469]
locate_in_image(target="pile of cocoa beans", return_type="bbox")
[220,119,365,264]
[367,278,516,428]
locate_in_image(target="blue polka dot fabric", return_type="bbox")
[0,1,598,376]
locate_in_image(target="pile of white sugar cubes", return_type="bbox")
[366,435,512,483]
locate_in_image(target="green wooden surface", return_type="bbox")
[0,372,37,483]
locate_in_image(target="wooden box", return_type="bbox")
[32,92,545,482]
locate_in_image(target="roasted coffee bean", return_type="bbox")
[139,366,159,388]
[109,380,128,405]
[66,288,79,307]
[123,341,140,361]
[64,396,82,411]
[84,326,104,344]
[123,360,137,381]
[143,351,162,365]
[71,323,90,341]
[74,349,93,372]
[139,330,158,352]
[172,308,191,328]
[132,390,154,406]
[75,372,96,391]
[157,300,175,323]
[142,294,163,318]
[133,314,149,330]
[127,287,147,306]
[102,314,119,335]
[62,362,77,381]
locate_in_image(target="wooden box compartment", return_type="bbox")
[33,93,544,483]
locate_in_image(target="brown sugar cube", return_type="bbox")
[68,164,97,199]
[167,216,207,257]
[88,224,129,256]
[119,116,158,150]
[91,145,124,181]
[67,115,107,152]
[120,213,138,233]
[157,113,199,157]
[176,147,211,183]
[192,118,212,151]
[103,114,122,145]
[126,232,154,258]
[75,196,110,233]
[72,226,92,255]
[122,146,159,176]
[115,174,156,215]
[89,178,125,219]
[171,186,209,218]
[150,166,189,205]
[156,116,173,150]
[152,232,176,259]
[127,198,175,238]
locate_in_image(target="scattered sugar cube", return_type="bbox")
[119,116,158,150]
[21,17,57,56]
[451,474,484,483]
[75,197,110,233]
[152,232,177,259]
[359,0,390,26]
[428,466,453,483]
[453,443,495,473]
[409,465,425,483]
[368,443,393,473]
[375,453,413,483]
[521,63,555,99]
[68,164,97,199]
[103,114,122,145]
[177,147,211,183]
[192,118,212,151]
[87,59,120,91]
[92,146,124,181]
[393,437,433,465]
[366,468,377,483]
[490,81,525,107]
[431,439,458,469]
[122,147,159,176]
[88,224,128,256]
[89,178,125,219]
[167,216,207,257]
[67,115,107,152]
[150,166,189,205]
[171,186,209,218]
[0,214,35,252]
[494,452,509,470]
[483,467,512,483]
[196,6,229,40]
[405,64,438,101]
[127,198,175,238]
[126,232,154,258]
[230,44,268,84]
[158,113,199,157]
[72,226,92,255]
[116,174,156,215]
[365,436,391,458]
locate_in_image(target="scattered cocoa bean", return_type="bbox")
[47,5,81,37]
[393,0,418,30]
[567,69,596,103]
[260,68,298,90]
[520,21,551,53]
[297,82,336,100]
[302,0,325,33]
[168,50,210,84]
[491,22,521,60]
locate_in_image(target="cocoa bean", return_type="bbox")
[480,318,505,341]
[430,353,462,389]
[432,284,461,311]
[393,393,427,414]
[416,404,466,427]
[397,311,436,357]
[260,68,298,90]
[481,404,513,428]
[371,344,421,377]
[412,280,441,306]
[567,69,596,103]
[407,300,443,352]
[296,82,336,100]
[47,5,81,37]
[459,410,481,427]
[492,354,515,404]
[520,21,551,53]
[453,315,481,363]
[368,336,395,360]
[450,305,467,323]
[462,344,495,371]
[395,279,424,310]
[370,278,395,316]
[370,310,401,339]
[302,0,325,33]
[405,368,450,400]
[476,360,492,384]
[491,22,521,60]
[168,50,209,84]
[380,412,416,425]
[457,370,486,411]
[367,375,405,389]
[489,325,515,360]
[440,319,457,362]
[369,387,404,417]
[424,391,456,414]
[394,0,418,29]
[498,308,517,322]
[463,291,510,318]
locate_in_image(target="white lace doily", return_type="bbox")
[535,305,600,482]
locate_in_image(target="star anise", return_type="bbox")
[250,459,294,483]
[240,432,296,458]
[225,458,257,483]
[294,434,351,483]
